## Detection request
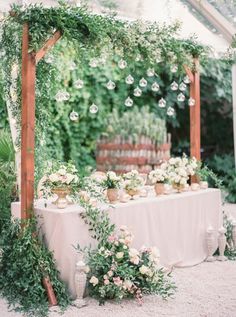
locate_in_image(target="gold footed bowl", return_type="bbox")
[125,189,139,200]
[52,187,70,209]
[172,183,184,193]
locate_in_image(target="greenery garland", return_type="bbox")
[0,218,71,317]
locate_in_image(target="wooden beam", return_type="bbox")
[187,0,236,43]
[35,30,61,63]
[189,58,201,161]
[21,23,36,219]
[183,64,194,83]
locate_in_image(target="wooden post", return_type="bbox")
[189,58,201,160]
[21,23,36,219]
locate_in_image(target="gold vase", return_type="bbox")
[52,187,70,209]
[107,188,119,203]
[126,189,139,200]
[154,183,165,195]
[172,183,184,193]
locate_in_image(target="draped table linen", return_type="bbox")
[11,188,222,298]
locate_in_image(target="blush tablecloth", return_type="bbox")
[11,188,222,298]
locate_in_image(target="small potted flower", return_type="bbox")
[195,163,209,189]
[102,171,122,203]
[149,166,168,195]
[43,161,79,208]
[123,170,144,199]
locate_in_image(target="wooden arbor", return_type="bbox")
[20,23,201,219]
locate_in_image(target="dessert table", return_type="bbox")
[11,188,222,298]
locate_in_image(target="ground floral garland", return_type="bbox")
[77,174,176,305]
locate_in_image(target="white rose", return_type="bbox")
[169,158,176,165]
[129,248,139,258]
[116,252,124,259]
[107,270,113,277]
[139,265,149,275]
[130,256,140,265]
[65,173,75,184]
[58,169,66,175]
[49,173,59,182]
[123,280,133,290]
[89,276,99,286]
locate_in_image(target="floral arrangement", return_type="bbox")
[166,154,197,187]
[123,170,144,192]
[102,171,122,189]
[149,166,168,184]
[42,161,79,196]
[86,226,175,305]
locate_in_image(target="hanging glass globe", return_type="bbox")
[89,103,99,114]
[177,93,185,102]
[158,98,166,108]
[179,82,187,91]
[183,75,191,84]
[135,54,143,62]
[147,68,155,77]
[69,110,79,122]
[133,87,142,97]
[118,59,127,69]
[151,82,160,92]
[74,79,84,89]
[125,97,133,107]
[170,81,178,91]
[139,77,147,87]
[188,97,196,106]
[106,80,116,90]
[170,64,178,73]
[125,74,134,85]
[167,107,175,116]
[69,61,76,70]
[89,58,98,68]
[55,91,70,102]
[45,54,54,64]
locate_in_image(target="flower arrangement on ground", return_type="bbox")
[42,161,79,208]
[102,171,122,203]
[123,170,144,198]
[86,226,175,305]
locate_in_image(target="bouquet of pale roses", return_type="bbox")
[42,161,79,197]
[149,166,168,184]
[122,170,144,192]
[85,226,175,305]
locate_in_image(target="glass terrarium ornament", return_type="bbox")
[74,79,84,89]
[177,93,185,102]
[167,107,175,116]
[147,68,155,77]
[158,98,166,108]
[125,97,133,107]
[106,80,116,90]
[118,59,127,69]
[45,54,54,64]
[70,110,79,122]
[89,58,98,68]
[170,81,178,91]
[125,74,134,85]
[188,97,196,106]
[139,77,147,87]
[133,87,142,97]
[69,61,76,70]
[183,75,191,84]
[55,91,70,102]
[179,82,187,91]
[151,82,160,92]
[170,64,178,73]
[89,103,99,114]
